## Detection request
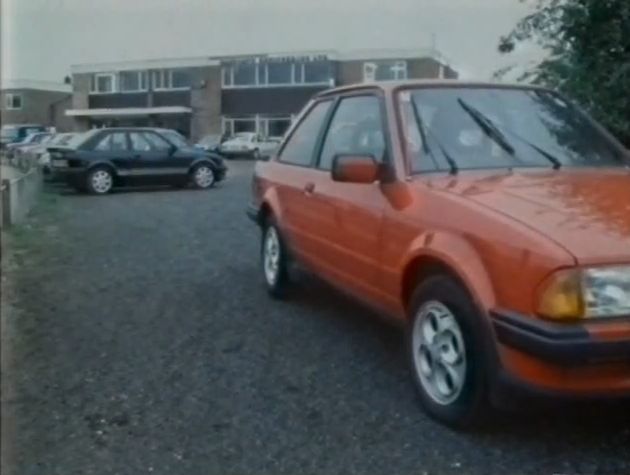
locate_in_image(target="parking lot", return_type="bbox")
[2,160,629,475]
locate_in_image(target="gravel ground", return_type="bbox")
[2,160,629,475]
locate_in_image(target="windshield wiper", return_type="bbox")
[410,99,458,175]
[458,98,562,170]
[457,98,516,156]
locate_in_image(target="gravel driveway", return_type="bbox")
[2,160,629,475]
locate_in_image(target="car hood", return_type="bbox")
[425,168,630,265]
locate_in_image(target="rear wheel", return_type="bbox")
[86,167,114,195]
[408,275,490,429]
[191,164,216,189]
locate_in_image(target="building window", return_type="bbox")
[119,71,148,92]
[5,93,23,110]
[303,61,330,84]
[233,63,257,86]
[152,70,191,90]
[91,73,116,93]
[363,60,407,82]
[267,62,292,85]
[264,116,292,138]
[222,59,332,88]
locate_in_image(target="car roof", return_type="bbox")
[315,79,552,99]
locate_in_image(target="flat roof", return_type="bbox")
[66,106,192,117]
[70,48,450,74]
[0,79,72,92]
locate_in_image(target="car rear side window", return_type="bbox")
[94,132,128,152]
[318,95,386,170]
[279,100,332,166]
[143,132,172,151]
[129,132,153,152]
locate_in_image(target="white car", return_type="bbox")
[219,132,279,159]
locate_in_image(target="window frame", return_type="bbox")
[152,69,191,91]
[313,91,392,171]
[5,93,23,110]
[276,99,335,168]
[118,71,148,93]
[91,130,130,152]
[221,61,333,89]
[90,73,117,94]
[363,60,408,82]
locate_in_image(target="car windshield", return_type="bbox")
[1,126,18,140]
[161,130,189,149]
[400,87,627,173]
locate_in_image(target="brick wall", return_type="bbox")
[1,89,72,130]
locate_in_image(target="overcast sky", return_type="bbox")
[1,0,541,83]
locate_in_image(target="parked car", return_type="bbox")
[195,134,223,154]
[5,131,52,159]
[220,132,279,159]
[48,127,227,194]
[30,133,78,174]
[0,124,47,150]
[247,80,630,428]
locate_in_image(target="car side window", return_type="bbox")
[129,132,152,152]
[94,132,128,152]
[318,95,386,170]
[143,132,172,152]
[279,100,332,166]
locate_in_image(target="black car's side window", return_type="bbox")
[143,133,172,152]
[318,95,386,170]
[94,132,128,152]
[129,132,152,152]
[278,100,332,167]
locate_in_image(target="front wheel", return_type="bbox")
[408,275,490,429]
[191,164,216,189]
[261,219,290,298]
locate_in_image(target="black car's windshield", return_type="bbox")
[400,87,626,173]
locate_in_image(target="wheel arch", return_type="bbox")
[400,233,497,319]
[86,161,118,177]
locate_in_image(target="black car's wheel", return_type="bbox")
[261,217,290,298]
[191,164,216,189]
[86,167,114,195]
[407,274,489,429]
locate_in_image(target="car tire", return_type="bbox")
[191,164,216,189]
[261,217,290,298]
[86,167,114,195]
[407,274,490,429]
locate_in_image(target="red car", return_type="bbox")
[248,81,630,427]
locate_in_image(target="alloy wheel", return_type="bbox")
[194,166,215,188]
[412,300,467,405]
[91,170,113,194]
[263,226,280,286]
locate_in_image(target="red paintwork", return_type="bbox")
[251,80,630,395]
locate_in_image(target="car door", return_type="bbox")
[90,131,134,175]
[128,131,180,184]
[312,94,390,308]
[272,99,336,268]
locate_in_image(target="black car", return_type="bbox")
[48,128,227,194]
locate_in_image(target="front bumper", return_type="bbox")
[491,310,630,365]
[489,309,630,398]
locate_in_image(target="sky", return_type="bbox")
[1,0,542,83]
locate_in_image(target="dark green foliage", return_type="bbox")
[499,0,630,145]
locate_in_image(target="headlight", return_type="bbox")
[536,266,630,320]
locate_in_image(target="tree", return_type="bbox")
[498,0,630,146]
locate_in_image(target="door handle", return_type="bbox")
[303,182,315,195]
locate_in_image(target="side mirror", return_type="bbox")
[331,154,380,184]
